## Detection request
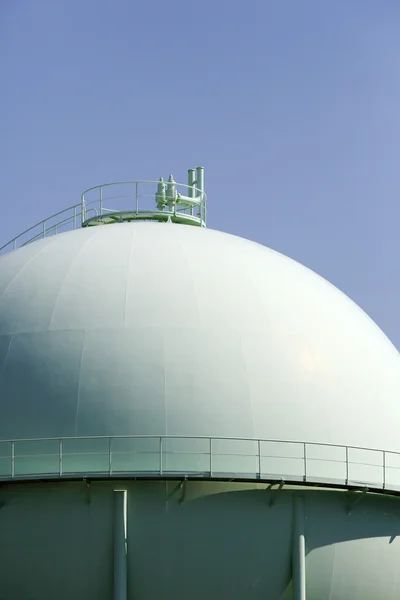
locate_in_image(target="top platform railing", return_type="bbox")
[0,170,207,256]
[0,202,84,255]
[1,434,400,495]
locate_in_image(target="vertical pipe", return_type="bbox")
[59,440,63,476]
[113,490,128,600]
[188,169,196,216]
[258,439,262,479]
[195,166,204,195]
[196,166,205,224]
[345,446,349,485]
[100,186,103,216]
[11,441,15,478]
[292,496,306,600]
[209,438,213,477]
[109,438,112,476]
[303,443,307,482]
[160,437,163,475]
[188,169,196,197]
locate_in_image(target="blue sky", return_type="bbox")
[2,1,400,346]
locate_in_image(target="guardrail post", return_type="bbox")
[303,443,307,482]
[210,438,213,477]
[135,183,139,214]
[345,447,349,485]
[258,439,262,479]
[188,168,195,216]
[99,186,103,216]
[59,439,63,476]
[383,451,386,490]
[11,441,15,478]
[109,438,112,476]
[81,194,86,225]
[160,437,163,475]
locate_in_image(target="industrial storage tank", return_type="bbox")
[1,167,400,600]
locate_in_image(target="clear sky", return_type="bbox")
[2,1,400,347]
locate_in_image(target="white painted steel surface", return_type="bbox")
[0,222,399,487]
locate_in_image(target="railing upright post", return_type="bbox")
[11,441,15,478]
[345,446,349,485]
[99,186,103,216]
[73,205,77,230]
[383,451,386,490]
[109,438,112,476]
[160,437,163,475]
[210,438,213,477]
[258,439,262,479]
[43,220,46,239]
[81,194,86,225]
[59,439,63,476]
[303,443,307,482]
[135,183,139,214]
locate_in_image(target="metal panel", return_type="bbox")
[0,479,400,598]
[0,223,399,484]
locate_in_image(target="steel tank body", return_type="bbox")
[1,480,400,600]
[0,222,400,599]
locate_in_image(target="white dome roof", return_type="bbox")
[0,222,399,451]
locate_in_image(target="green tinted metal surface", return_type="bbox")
[1,480,400,599]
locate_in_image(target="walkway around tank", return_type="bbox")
[0,178,207,254]
[1,434,400,494]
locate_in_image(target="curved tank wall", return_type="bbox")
[1,480,400,600]
[0,222,399,452]
[1,219,400,600]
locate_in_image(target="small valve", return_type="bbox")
[166,174,177,208]
[156,177,166,210]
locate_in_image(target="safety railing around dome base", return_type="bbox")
[0,180,207,255]
[1,435,400,493]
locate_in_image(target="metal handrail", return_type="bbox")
[81,180,207,227]
[0,203,82,254]
[0,179,208,255]
[0,434,398,493]
[0,432,394,452]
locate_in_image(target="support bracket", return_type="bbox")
[267,479,285,507]
[83,478,91,504]
[347,487,368,514]
[179,478,188,505]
